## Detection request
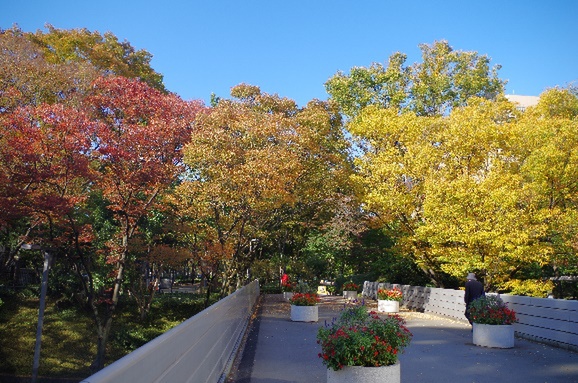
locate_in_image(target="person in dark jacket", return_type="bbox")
[464,272,484,324]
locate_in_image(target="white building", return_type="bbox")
[505,94,540,111]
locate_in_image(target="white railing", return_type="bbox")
[82,280,260,383]
[363,281,578,351]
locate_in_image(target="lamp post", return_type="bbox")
[21,244,51,383]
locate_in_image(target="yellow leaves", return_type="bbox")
[350,90,578,286]
[529,88,578,119]
[498,279,555,298]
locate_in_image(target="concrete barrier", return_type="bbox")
[364,282,578,351]
[81,280,260,383]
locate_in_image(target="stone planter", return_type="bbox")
[473,323,515,348]
[343,290,358,301]
[290,305,318,322]
[378,300,400,313]
[283,292,294,301]
[327,362,400,383]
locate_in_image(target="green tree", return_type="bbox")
[326,40,505,118]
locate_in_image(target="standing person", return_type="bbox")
[281,273,289,288]
[464,272,484,325]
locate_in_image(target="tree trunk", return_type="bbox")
[93,314,113,372]
[92,230,129,371]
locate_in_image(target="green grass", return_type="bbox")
[0,288,219,380]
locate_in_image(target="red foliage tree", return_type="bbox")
[0,103,96,267]
[85,76,203,369]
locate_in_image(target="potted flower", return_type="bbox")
[468,294,517,348]
[377,287,403,313]
[317,305,412,383]
[289,292,320,322]
[342,281,359,301]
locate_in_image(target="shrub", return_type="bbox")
[499,279,554,298]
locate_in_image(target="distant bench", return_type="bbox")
[363,281,578,352]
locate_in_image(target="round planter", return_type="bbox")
[290,304,318,322]
[327,362,400,383]
[472,323,515,348]
[343,290,358,301]
[283,292,294,301]
[378,300,400,313]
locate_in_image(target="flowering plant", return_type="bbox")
[468,295,517,325]
[289,292,319,306]
[317,305,412,371]
[342,281,359,291]
[377,287,403,302]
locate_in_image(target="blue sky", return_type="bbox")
[2,1,577,107]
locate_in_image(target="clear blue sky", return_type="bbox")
[2,1,577,107]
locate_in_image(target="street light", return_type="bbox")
[20,244,51,383]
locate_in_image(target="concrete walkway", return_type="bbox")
[226,294,578,383]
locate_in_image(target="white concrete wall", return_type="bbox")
[81,280,260,383]
[500,293,578,350]
[364,282,578,351]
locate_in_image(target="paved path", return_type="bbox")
[226,294,578,383]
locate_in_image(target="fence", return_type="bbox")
[363,281,578,351]
[81,280,260,383]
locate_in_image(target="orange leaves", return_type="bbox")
[146,244,191,267]
[183,94,302,215]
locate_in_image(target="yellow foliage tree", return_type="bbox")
[350,90,578,293]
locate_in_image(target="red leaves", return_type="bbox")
[88,77,204,212]
[0,103,96,230]
[0,74,204,255]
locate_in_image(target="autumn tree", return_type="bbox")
[348,88,578,295]
[416,98,549,290]
[348,105,450,285]
[29,24,166,92]
[0,103,97,279]
[0,26,204,370]
[330,41,509,288]
[0,24,166,115]
[0,26,100,112]
[513,88,578,295]
[78,76,201,370]
[174,84,352,293]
